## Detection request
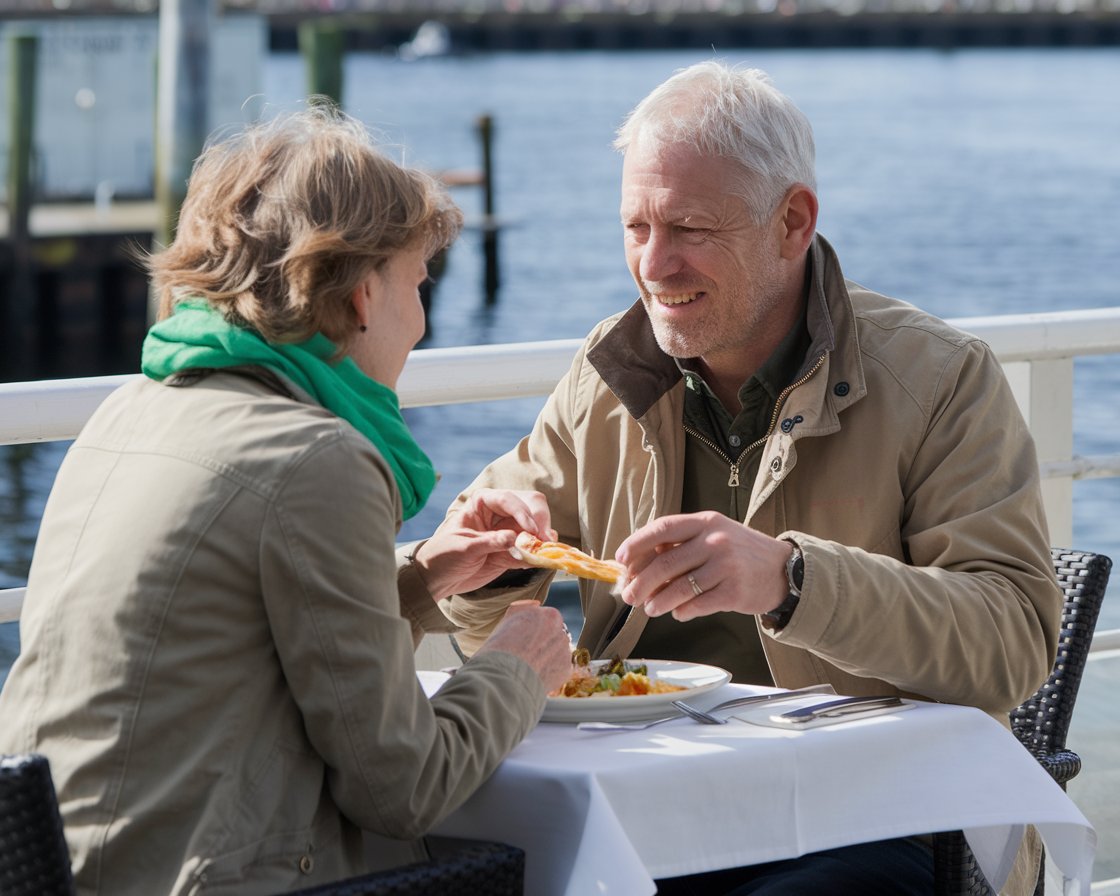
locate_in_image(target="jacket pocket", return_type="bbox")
[184,741,349,895]
[185,822,341,896]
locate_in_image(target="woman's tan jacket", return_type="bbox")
[442,236,1062,894]
[0,370,545,895]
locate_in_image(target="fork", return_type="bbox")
[671,699,729,725]
[576,683,836,731]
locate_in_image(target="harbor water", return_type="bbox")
[2,44,1120,878]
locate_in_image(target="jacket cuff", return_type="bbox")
[768,531,832,645]
[463,649,549,708]
[396,541,458,635]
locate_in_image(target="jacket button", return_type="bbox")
[299,855,314,874]
[770,457,783,473]
[833,382,850,397]
[780,418,794,433]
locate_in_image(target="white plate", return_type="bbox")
[541,659,732,723]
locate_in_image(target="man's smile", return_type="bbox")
[649,291,703,306]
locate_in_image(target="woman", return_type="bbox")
[0,106,571,895]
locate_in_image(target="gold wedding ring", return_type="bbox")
[687,573,704,597]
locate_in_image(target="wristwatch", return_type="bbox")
[763,543,803,631]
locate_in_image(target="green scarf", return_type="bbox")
[141,299,436,520]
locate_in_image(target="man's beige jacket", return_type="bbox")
[443,235,1063,895]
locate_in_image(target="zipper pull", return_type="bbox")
[728,464,740,488]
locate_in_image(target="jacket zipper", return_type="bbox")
[683,354,826,488]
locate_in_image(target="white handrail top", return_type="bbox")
[0,341,584,445]
[2,307,1120,446]
[953,307,1120,362]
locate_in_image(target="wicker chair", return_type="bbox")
[0,753,75,896]
[0,750,523,896]
[932,547,1112,896]
[283,838,525,896]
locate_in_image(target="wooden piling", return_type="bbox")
[3,32,39,379]
[153,0,214,323]
[299,20,345,107]
[477,113,500,303]
[5,34,36,245]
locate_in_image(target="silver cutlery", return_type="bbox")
[769,695,906,726]
[576,683,836,731]
[671,699,728,725]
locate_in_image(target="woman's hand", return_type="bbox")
[412,489,555,599]
[475,600,574,695]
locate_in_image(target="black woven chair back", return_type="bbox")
[285,839,525,896]
[0,753,75,896]
[1011,548,1112,758]
[934,547,1111,896]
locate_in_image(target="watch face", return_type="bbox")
[786,548,804,595]
[791,555,805,591]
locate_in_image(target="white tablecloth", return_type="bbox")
[431,684,1095,896]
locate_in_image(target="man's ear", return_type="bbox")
[778,185,818,260]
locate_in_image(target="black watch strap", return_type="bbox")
[763,591,800,630]
[763,545,803,631]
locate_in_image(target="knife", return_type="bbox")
[700,683,836,714]
[575,684,836,731]
[770,695,906,726]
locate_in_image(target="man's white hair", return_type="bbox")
[614,61,817,223]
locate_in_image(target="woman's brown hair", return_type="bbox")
[146,104,464,347]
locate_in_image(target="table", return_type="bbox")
[431,683,1095,896]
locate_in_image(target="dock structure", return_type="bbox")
[0,202,154,382]
[0,14,501,381]
[261,2,1120,51]
[0,169,499,382]
[0,157,499,381]
[0,1,1116,49]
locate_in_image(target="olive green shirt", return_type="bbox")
[632,314,812,684]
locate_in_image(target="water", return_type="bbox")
[4,48,1120,601]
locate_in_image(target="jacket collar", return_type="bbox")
[586,301,681,420]
[808,234,866,415]
[588,233,865,420]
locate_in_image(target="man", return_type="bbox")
[439,61,1061,894]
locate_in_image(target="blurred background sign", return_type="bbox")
[0,14,266,203]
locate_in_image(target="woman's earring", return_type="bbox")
[359,324,368,332]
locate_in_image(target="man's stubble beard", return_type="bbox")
[644,284,781,364]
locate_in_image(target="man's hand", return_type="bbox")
[474,600,573,694]
[615,511,793,622]
[412,489,555,599]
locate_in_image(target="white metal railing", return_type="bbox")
[3,309,1120,635]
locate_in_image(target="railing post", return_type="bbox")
[1004,358,1075,546]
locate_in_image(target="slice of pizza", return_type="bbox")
[511,532,626,585]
